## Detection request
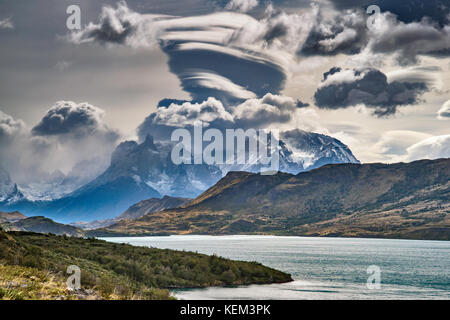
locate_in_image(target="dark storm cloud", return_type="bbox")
[161,43,285,103]
[296,100,309,108]
[314,68,429,117]
[263,22,288,43]
[32,101,119,140]
[157,98,191,108]
[299,8,450,65]
[328,0,450,26]
[366,15,450,65]
[300,9,367,56]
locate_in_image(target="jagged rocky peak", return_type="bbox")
[280,129,359,171]
[141,134,157,149]
[111,140,139,163]
[0,166,24,203]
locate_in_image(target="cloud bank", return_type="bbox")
[137,93,304,141]
[0,103,120,186]
[328,0,450,26]
[300,8,450,65]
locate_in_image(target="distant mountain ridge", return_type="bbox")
[1,216,85,237]
[92,158,450,240]
[0,211,26,223]
[0,131,359,223]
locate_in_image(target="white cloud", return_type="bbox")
[233,93,300,128]
[151,97,233,127]
[406,135,450,161]
[0,110,25,140]
[67,1,164,48]
[225,0,259,13]
[138,93,307,141]
[0,17,14,30]
[368,130,432,162]
[437,100,450,119]
[0,103,120,186]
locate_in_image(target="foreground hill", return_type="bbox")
[92,159,450,240]
[0,230,292,300]
[1,216,85,237]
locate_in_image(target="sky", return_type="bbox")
[0,0,449,184]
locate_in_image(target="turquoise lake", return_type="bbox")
[101,235,450,300]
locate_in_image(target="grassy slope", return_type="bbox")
[0,230,292,300]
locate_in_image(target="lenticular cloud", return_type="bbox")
[68,2,296,104]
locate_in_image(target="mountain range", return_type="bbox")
[91,158,450,240]
[0,131,359,223]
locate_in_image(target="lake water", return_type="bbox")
[101,235,450,300]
